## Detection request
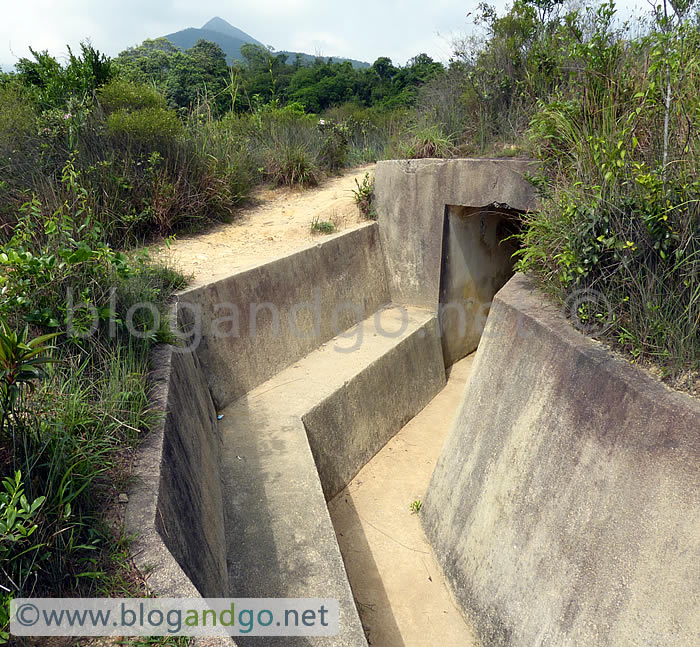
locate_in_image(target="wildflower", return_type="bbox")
[63,113,72,120]
[319,119,325,126]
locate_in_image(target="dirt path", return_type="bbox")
[156,165,375,286]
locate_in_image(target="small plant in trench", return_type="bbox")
[410,499,422,514]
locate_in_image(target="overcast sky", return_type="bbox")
[0,0,649,71]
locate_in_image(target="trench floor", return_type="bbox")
[328,354,479,647]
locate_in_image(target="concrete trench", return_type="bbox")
[127,158,699,647]
[326,354,481,646]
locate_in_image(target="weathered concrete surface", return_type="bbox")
[375,159,537,310]
[177,222,390,409]
[126,344,233,646]
[220,306,445,646]
[423,273,700,647]
[439,206,519,365]
[155,347,228,597]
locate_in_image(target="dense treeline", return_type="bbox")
[114,38,445,114]
[2,36,446,128]
[0,37,447,245]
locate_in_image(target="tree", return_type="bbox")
[16,42,113,110]
[649,0,697,176]
[174,40,229,112]
[117,38,230,113]
[115,38,179,86]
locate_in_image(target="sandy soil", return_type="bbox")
[154,165,375,287]
[329,356,480,647]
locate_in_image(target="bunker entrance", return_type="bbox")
[438,204,522,366]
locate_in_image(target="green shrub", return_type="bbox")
[399,123,454,159]
[0,470,47,640]
[344,107,408,164]
[193,114,262,192]
[15,42,113,111]
[0,85,36,154]
[264,143,321,186]
[414,68,471,148]
[310,216,337,234]
[318,119,349,172]
[352,172,376,219]
[0,85,40,227]
[77,107,245,241]
[98,79,166,113]
[517,3,700,384]
[106,106,183,144]
[0,162,185,625]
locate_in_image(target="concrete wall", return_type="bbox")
[423,273,700,647]
[155,347,228,598]
[439,206,519,365]
[375,158,537,310]
[177,223,390,409]
[302,315,445,499]
[126,344,232,645]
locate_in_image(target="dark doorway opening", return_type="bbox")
[438,204,522,367]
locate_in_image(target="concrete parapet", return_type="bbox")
[176,222,390,409]
[219,306,445,646]
[303,313,445,499]
[126,344,233,646]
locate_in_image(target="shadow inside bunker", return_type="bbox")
[438,203,522,367]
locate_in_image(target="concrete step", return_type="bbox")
[218,305,446,646]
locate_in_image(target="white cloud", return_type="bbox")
[0,0,653,72]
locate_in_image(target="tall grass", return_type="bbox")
[323,104,409,163]
[517,6,700,386]
[0,159,186,637]
[0,82,248,248]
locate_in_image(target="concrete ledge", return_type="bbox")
[177,223,390,409]
[222,413,367,647]
[303,315,445,499]
[423,273,700,647]
[375,158,537,309]
[219,307,445,646]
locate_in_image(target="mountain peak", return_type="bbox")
[165,18,369,68]
[202,17,234,33]
[200,17,264,47]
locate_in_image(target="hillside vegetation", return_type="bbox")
[0,0,698,642]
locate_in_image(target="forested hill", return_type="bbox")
[164,16,370,69]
